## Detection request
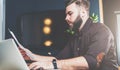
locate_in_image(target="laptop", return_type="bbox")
[0,39,29,70]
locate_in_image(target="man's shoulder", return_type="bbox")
[91,23,110,31]
[89,23,113,36]
[91,22,106,29]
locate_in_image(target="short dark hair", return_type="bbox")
[65,0,90,11]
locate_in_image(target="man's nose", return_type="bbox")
[65,16,68,21]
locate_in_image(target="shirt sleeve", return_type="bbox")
[84,25,114,70]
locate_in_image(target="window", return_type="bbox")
[0,0,5,41]
[115,11,120,65]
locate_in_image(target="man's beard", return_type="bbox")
[71,15,83,32]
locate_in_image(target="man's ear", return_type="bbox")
[80,7,86,18]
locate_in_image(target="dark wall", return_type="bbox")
[6,0,100,38]
[6,0,66,56]
[6,0,65,38]
[19,10,68,55]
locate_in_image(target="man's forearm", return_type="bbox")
[57,56,89,70]
[32,54,56,62]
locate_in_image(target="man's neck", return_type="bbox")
[79,16,89,31]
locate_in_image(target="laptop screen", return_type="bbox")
[0,39,29,70]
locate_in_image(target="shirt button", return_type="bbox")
[77,48,80,51]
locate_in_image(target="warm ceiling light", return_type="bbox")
[43,26,51,34]
[44,40,52,47]
[44,18,52,26]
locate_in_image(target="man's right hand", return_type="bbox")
[19,46,56,62]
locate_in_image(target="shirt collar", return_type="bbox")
[75,18,93,36]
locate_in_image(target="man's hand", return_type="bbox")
[19,47,34,61]
[29,61,54,70]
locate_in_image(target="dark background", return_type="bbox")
[5,0,100,56]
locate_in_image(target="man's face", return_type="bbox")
[65,3,82,28]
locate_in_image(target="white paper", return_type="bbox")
[8,29,34,59]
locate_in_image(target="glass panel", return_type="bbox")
[0,0,5,41]
[116,13,120,65]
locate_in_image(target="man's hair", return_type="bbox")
[65,0,90,11]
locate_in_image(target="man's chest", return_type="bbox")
[72,32,91,57]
